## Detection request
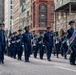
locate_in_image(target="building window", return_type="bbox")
[10,16,12,19]
[10,6,12,9]
[39,3,47,27]
[39,14,47,20]
[10,1,12,4]
[51,4,54,10]
[39,22,46,27]
[51,13,54,19]
[27,11,29,16]
[39,4,47,12]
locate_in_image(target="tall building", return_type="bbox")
[54,0,76,36]
[5,0,14,33]
[13,0,20,31]
[31,0,54,33]
[0,0,4,23]
[19,0,31,30]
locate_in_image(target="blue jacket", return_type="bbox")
[38,36,45,46]
[10,36,17,47]
[22,32,32,46]
[54,38,61,47]
[61,36,68,47]
[44,32,53,46]
[16,34,22,46]
[0,30,6,46]
[67,28,76,45]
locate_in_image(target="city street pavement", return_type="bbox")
[0,54,76,75]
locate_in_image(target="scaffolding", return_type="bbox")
[54,0,76,32]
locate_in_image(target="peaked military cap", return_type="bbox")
[18,29,22,32]
[69,20,75,25]
[24,26,29,30]
[13,32,17,34]
[47,27,51,30]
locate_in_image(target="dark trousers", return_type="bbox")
[24,44,30,61]
[0,45,4,63]
[17,46,23,60]
[46,46,52,60]
[33,46,38,58]
[13,47,17,59]
[55,44,60,58]
[70,45,76,64]
[18,50,22,60]
[39,45,45,59]
[63,46,68,59]
[10,44,13,57]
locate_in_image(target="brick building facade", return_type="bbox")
[31,0,54,33]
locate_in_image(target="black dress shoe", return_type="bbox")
[70,62,76,65]
[2,62,4,64]
[25,60,29,62]
[71,64,76,65]
[48,59,51,61]
[57,57,59,58]
[40,58,43,60]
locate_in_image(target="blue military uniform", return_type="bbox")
[54,37,61,58]
[44,30,53,61]
[22,31,32,62]
[67,20,76,65]
[61,35,68,59]
[38,35,45,59]
[67,27,76,65]
[0,23,6,63]
[16,30,23,60]
[7,38,11,56]
[10,34,14,58]
[32,35,38,58]
[11,32,17,59]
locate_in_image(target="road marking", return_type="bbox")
[54,66,76,72]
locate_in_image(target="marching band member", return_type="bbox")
[16,29,23,60]
[44,27,53,61]
[54,34,61,58]
[67,20,76,65]
[32,35,38,58]
[11,32,17,59]
[38,32,45,59]
[22,26,32,62]
[61,32,68,59]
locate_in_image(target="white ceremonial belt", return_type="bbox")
[12,41,15,43]
[17,39,20,43]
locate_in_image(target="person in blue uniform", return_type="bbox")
[32,35,38,58]
[44,27,53,61]
[16,29,23,60]
[7,37,11,56]
[11,32,17,59]
[61,32,68,59]
[10,33,14,58]
[22,26,32,62]
[38,32,45,59]
[67,20,76,65]
[0,23,6,64]
[54,34,61,58]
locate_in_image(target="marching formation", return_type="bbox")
[0,20,76,65]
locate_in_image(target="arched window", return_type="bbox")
[39,4,47,12]
[39,4,47,27]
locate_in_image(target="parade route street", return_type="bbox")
[0,54,76,75]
